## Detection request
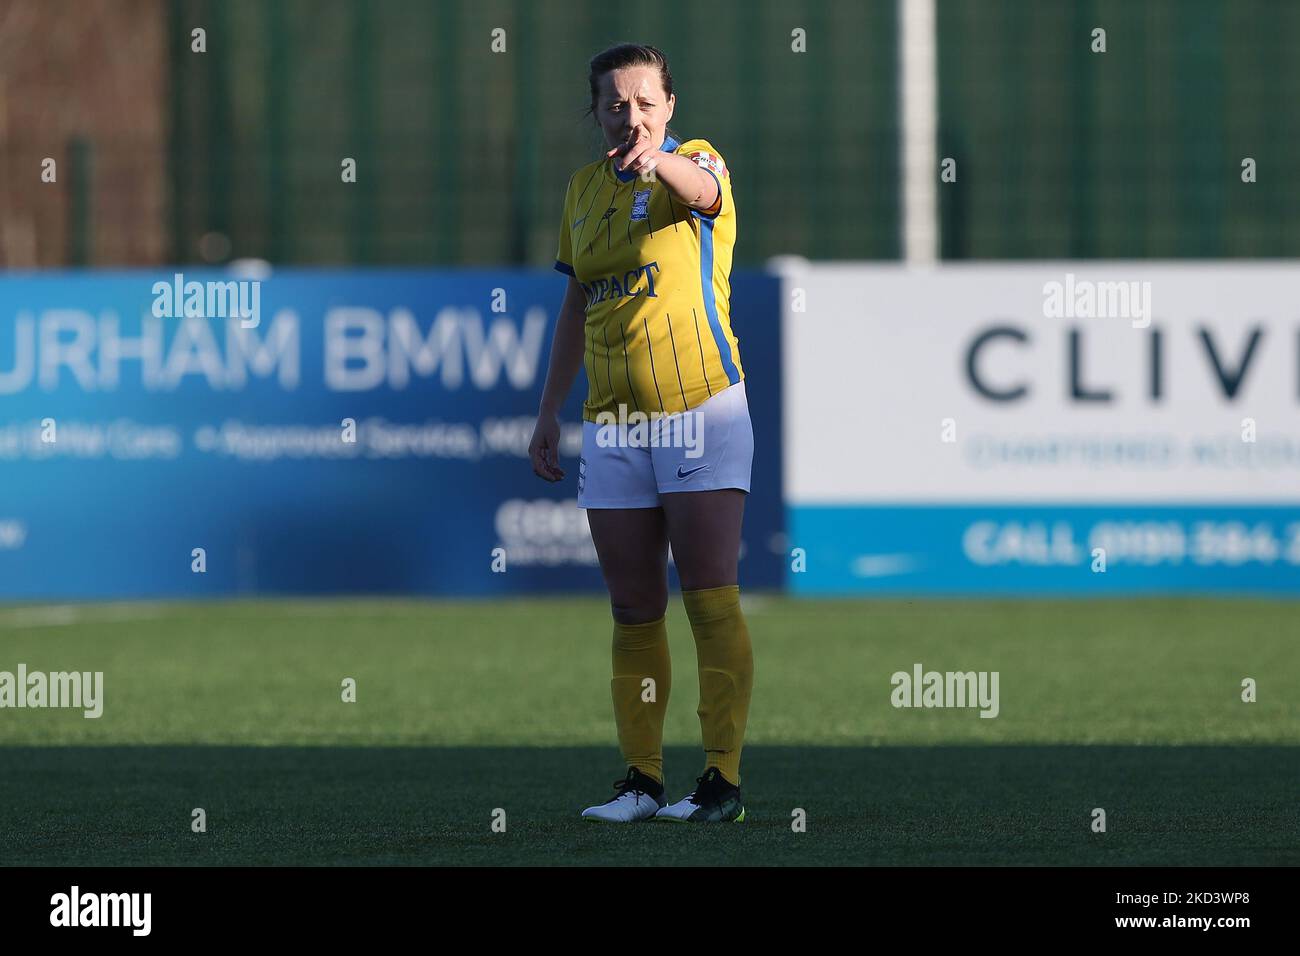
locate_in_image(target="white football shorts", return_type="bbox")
[577,380,754,509]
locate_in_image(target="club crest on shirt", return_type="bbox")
[688,151,727,178]
[631,189,652,221]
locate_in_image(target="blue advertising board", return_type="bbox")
[0,269,783,599]
[788,504,1300,596]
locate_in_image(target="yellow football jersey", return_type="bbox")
[555,134,742,423]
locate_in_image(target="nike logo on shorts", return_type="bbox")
[675,464,708,480]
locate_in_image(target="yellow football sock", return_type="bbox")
[682,585,753,786]
[610,615,672,784]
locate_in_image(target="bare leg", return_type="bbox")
[586,506,670,622]
[659,489,746,590]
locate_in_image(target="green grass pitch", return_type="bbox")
[0,596,1296,866]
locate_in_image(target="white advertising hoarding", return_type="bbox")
[781,263,1300,594]
[785,262,1298,502]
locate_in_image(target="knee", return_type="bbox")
[672,547,738,593]
[610,596,668,625]
[676,564,737,593]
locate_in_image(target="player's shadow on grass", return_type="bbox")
[1,745,1295,865]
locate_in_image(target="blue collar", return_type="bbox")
[613,134,680,182]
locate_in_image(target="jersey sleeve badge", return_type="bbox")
[687,150,727,179]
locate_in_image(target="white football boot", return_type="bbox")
[580,767,666,822]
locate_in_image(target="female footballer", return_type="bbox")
[528,43,753,823]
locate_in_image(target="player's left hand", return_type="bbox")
[608,126,658,176]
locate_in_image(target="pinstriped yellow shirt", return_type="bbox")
[555,134,743,423]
